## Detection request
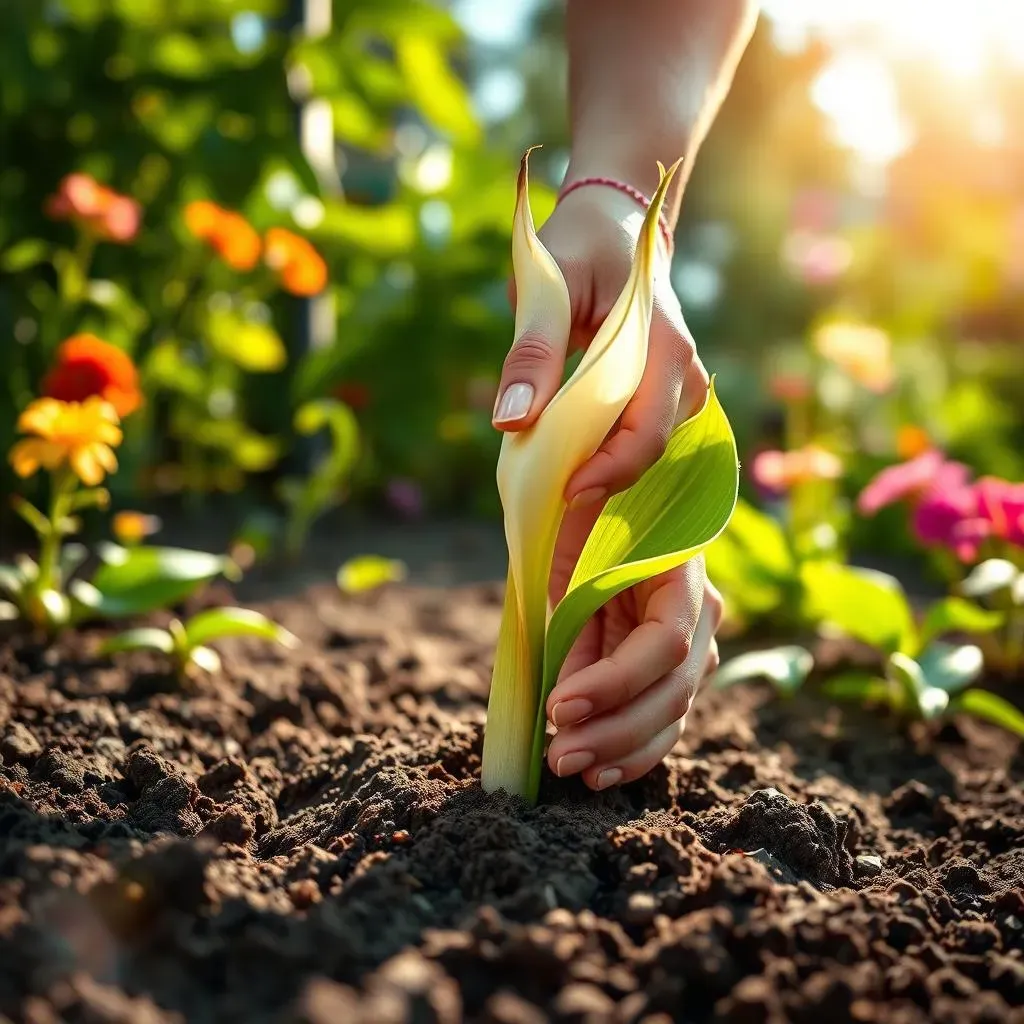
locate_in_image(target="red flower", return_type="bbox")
[42,334,143,418]
[184,200,262,271]
[45,173,141,243]
[265,227,328,296]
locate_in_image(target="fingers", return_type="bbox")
[492,264,580,432]
[565,291,703,506]
[546,558,705,728]
[547,581,719,786]
[583,722,685,791]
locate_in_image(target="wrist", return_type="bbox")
[563,146,688,227]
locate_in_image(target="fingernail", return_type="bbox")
[551,698,594,727]
[568,486,607,510]
[595,767,623,790]
[493,382,534,423]
[555,751,595,777]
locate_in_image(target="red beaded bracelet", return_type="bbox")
[556,176,675,254]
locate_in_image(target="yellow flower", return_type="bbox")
[9,396,122,486]
[814,322,894,393]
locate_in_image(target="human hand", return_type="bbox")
[493,183,719,790]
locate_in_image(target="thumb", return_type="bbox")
[492,264,576,431]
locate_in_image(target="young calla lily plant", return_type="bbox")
[482,152,740,803]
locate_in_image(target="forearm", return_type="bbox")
[564,0,758,225]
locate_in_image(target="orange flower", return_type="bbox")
[896,425,931,460]
[751,444,843,493]
[42,334,142,418]
[112,510,162,544]
[264,227,328,296]
[9,397,122,486]
[184,200,261,271]
[814,322,894,393]
[45,173,141,243]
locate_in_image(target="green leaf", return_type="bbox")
[183,607,298,649]
[822,672,891,704]
[150,33,209,78]
[917,642,984,694]
[1,238,50,272]
[337,556,406,594]
[89,544,234,618]
[949,689,1024,737]
[99,628,175,656]
[959,558,1020,600]
[918,597,1003,651]
[207,311,287,373]
[715,498,795,581]
[67,488,110,513]
[35,589,71,629]
[712,645,813,695]
[531,383,739,795]
[801,563,915,655]
[10,496,50,536]
[886,652,948,720]
[395,35,480,145]
[189,645,222,674]
[284,399,360,556]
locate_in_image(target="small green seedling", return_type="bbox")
[958,558,1024,675]
[99,606,298,679]
[714,563,1024,737]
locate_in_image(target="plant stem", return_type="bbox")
[37,470,73,593]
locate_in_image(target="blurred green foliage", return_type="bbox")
[1,0,1021,566]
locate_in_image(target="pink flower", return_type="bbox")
[976,477,1024,546]
[751,445,842,496]
[913,488,976,549]
[857,451,969,516]
[912,475,1024,562]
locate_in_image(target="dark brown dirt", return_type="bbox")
[1,582,1022,1024]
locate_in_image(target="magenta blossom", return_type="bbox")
[976,477,1024,546]
[913,475,1024,562]
[857,450,969,516]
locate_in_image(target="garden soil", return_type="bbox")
[1,582,1022,1024]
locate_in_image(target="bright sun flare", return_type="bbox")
[764,0,1024,164]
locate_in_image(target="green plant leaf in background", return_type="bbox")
[703,498,796,624]
[949,688,1024,737]
[99,627,175,656]
[1,238,49,272]
[821,672,890,704]
[801,562,915,655]
[281,398,360,556]
[395,35,480,145]
[87,544,236,617]
[712,644,814,695]
[886,651,948,719]
[959,558,1021,601]
[207,311,288,373]
[528,383,739,796]
[183,607,298,648]
[916,641,984,693]
[917,597,1003,652]
[337,555,407,594]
